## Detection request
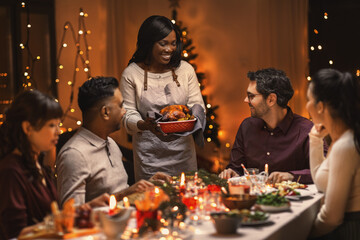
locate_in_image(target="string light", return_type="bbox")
[225,143,231,148]
[317,45,322,50]
[27,24,31,28]
[357,70,360,77]
[329,60,333,65]
[324,12,328,19]
[310,46,315,51]
[307,76,312,81]
[56,8,92,132]
[314,29,319,34]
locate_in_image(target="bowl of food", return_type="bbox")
[222,194,257,210]
[158,119,196,134]
[256,192,290,212]
[210,211,242,234]
[158,105,196,133]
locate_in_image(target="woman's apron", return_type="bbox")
[133,69,197,181]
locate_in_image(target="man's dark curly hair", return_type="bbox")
[247,68,294,108]
[78,76,119,114]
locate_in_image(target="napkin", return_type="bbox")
[147,104,206,147]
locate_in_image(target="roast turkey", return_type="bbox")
[160,105,194,121]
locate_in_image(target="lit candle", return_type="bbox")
[265,164,269,175]
[109,194,117,215]
[123,196,130,208]
[154,187,160,197]
[180,172,186,195]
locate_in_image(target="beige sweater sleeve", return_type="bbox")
[309,132,326,191]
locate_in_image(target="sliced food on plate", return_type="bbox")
[275,180,308,189]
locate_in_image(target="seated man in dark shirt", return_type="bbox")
[219,68,326,184]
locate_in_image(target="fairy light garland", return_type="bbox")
[56,8,92,132]
[19,0,41,89]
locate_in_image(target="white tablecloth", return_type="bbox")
[72,184,323,240]
[193,184,323,240]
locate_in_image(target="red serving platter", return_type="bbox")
[159,118,196,134]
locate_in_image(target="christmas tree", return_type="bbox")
[169,0,221,147]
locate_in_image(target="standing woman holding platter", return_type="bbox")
[120,15,205,181]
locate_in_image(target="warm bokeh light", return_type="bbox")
[109,195,116,210]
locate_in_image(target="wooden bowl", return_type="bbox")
[222,194,257,210]
[210,212,241,234]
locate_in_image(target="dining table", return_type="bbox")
[71,184,323,240]
[192,184,323,240]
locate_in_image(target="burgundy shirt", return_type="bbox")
[227,107,322,184]
[0,154,57,239]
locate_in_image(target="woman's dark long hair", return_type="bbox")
[129,15,182,68]
[0,90,63,180]
[311,68,360,154]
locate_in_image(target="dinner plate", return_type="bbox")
[285,189,314,200]
[240,212,271,226]
[258,203,290,212]
[241,219,273,226]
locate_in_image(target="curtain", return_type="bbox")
[56,0,309,155]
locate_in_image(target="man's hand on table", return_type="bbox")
[267,171,294,184]
[127,179,154,195]
[150,172,172,184]
[86,193,110,208]
[219,168,239,179]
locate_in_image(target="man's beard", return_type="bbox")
[249,103,269,119]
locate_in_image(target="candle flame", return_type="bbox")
[123,196,130,208]
[109,195,116,210]
[155,187,160,195]
[180,172,185,187]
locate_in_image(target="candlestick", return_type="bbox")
[241,164,250,175]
